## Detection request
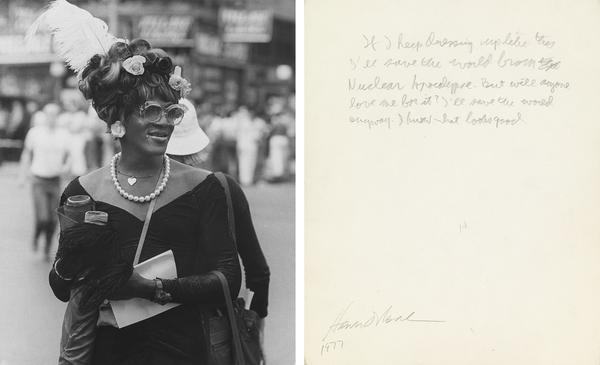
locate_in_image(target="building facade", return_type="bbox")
[0,0,294,107]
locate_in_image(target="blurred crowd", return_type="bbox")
[204,99,296,186]
[3,91,295,187]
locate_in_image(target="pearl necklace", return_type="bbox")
[110,152,170,203]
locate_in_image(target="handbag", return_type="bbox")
[209,172,264,365]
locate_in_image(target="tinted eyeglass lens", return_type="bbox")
[143,105,163,123]
[166,106,185,125]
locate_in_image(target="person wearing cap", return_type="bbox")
[165,98,210,168]
[166,98,271,353]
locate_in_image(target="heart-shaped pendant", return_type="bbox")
[127,177,137,186]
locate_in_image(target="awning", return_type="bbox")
[0,53,60,65]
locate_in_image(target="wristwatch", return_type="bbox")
[152,278,172,304]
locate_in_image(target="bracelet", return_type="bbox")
[53,258,74,281]
[154,278,163,295]
[153,278,172,304]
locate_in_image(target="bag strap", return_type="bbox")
[132,198,157,265]
[213,270,245,365]
[132,169,164,266]
[215,172,236,247]
[214,173,245,365]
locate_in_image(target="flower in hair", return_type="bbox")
[122,55,146,76]
[169,66,192,97]
[169,76,192,97]
[110,120,126,138]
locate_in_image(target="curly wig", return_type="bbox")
[78,38,181,126]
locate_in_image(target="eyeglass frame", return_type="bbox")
[138,101,188,125]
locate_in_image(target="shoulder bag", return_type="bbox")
[209,172,264,365]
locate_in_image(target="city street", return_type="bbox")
[0,162,295,365]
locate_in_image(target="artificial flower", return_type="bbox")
[169,75,192,97]
[122,55,146,76]
[169,67,192,97]
[110,120,126,138]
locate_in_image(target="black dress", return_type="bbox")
[49,173,269,365]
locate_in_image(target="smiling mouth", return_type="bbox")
[147,130,169,137]
[146,129,171,142]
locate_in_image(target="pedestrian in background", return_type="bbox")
[266,107,294,183]
[208,105,239,178]
[236,106,268,186]
[59,97,90,180]
[18,103,71,260]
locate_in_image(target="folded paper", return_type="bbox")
[109,250,180,328]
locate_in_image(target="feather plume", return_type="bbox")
[26,0,118,72]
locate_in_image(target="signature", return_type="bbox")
[322,302,445,342]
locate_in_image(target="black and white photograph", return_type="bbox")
[6,0,600,364]
[0,0,295,364]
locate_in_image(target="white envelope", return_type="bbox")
[110,250,181,328]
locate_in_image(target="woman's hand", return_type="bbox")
[109,271,154,300]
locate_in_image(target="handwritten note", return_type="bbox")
[346,31,569,130]
[306,0,600,364]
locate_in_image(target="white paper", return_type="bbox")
[110,250,180,328]
[305,0,600,364]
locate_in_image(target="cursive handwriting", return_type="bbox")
[346,31,571,131]
[464,111,523,127]
[348,76,405,91]
[322,302,445,342]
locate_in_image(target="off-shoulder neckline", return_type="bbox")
[69,173,217,222]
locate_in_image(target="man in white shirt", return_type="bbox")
[19,103,71,260]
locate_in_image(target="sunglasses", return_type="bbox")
[138,102,188,125]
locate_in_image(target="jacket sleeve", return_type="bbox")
[48,177,81,302]
[227,175,270,318]
[161,178,241,307]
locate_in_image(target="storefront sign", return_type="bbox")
[137,15,194,45]
[0,2,38,34]
[0,66,50,98]
[196,33,222,57]
[0,2,54,60]
[195,33,249,62]
[222,43,249,62]
[219,8,273,43]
